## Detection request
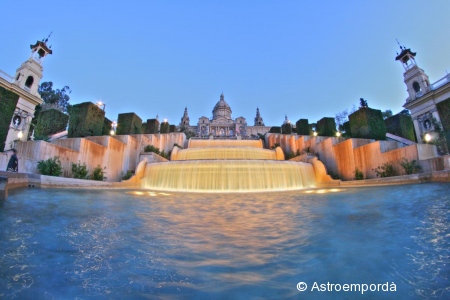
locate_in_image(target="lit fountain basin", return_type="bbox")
[188,139,263,148]
[172,146,279,160]
[141,160,316,192]
[138,140,321,193]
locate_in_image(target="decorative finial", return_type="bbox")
[396,38,405,51]
[44,31,53,43]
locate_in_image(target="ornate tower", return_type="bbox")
[1,36,52,150]
[14,36,53,97]
[179,107,190,126]
[254,107,265,126]
[395,44,430,102]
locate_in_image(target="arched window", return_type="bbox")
[25,76,34,88]
[413,81,421,93]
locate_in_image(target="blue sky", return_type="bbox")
[2,0,450,127]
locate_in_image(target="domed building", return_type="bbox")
[178,93,271,137]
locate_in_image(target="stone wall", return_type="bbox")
[266,133,441,180]
[0,133,185,182]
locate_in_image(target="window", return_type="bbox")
[413,81,421,93]
[25,76,34,88]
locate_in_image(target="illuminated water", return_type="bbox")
[0,183,449,299]
[188,139,263,148]
[145,139,311,192]
[172,147,277,160]
[142,160,315,192]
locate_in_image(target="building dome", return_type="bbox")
[212,93,232,120]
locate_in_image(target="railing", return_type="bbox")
[0,69,14,83]
[431,73,450,91]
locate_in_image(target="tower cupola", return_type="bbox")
[14,34,53,97]
[395,43,430,102]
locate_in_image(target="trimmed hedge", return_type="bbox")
[269,126,281,133]
[68,102,105,138]
[281,123,292,134]
[169,125,176,133]
[35,109,69,137]
[349,108,386,140]
[144,119,160,134]
[160,122,170,134]
[102,117,112,135]
[384,113,415,142]
[436,98,450,150]
[0,86,20,150]
[117,113,142,135]
[316,117,336,136]
[296,119,310,135]
[342,121,351,137]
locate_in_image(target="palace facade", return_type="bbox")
[178,93,271,137]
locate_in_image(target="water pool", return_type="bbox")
[0,183,449,299]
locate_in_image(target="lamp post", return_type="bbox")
[424,133,431,143]
[336,131,341,137]
[313,131,318,137]
[110,121,117,135]
[96,101,106,111]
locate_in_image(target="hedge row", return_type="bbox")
[349,108,386,140]
[102,117,112,135]
[160,122,170,134]
[384,113,415,142]
[296,119,310,135]
[67,102,105,138]
[436,97,450,150]
[0,86,20,150]
[269,126,281,133]
[281,123,292,134]
[35,108,69,137]
[117,113,142,135]
[316,117,336,137]
[144,119,160,134]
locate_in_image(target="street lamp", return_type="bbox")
[313,131,318,137]
[424,133,431,143]
[336,131,341,137]
[96,101,106,111]
[110,121,117,135]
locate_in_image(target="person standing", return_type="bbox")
[6,149,18,172]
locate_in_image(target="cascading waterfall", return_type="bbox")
[142,139,316,192]
[173,147,278,160]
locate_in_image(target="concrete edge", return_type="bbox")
[319,170,450,188]
[1,170,449,198]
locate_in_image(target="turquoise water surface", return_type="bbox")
[0,183,449,299]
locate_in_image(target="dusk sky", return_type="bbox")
[2,0,450,127]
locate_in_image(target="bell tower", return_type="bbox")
[395,43,430,102]
[14,34,53,97]
[254,107,265,126]
[179,107,190,126]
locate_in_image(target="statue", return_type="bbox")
[360,98,368,108]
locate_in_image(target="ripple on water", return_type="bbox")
[0,184,449,299]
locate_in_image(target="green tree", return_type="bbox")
[382,109,393,120]
[38,81,71,113]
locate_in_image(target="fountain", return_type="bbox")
[141,139,317,192]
